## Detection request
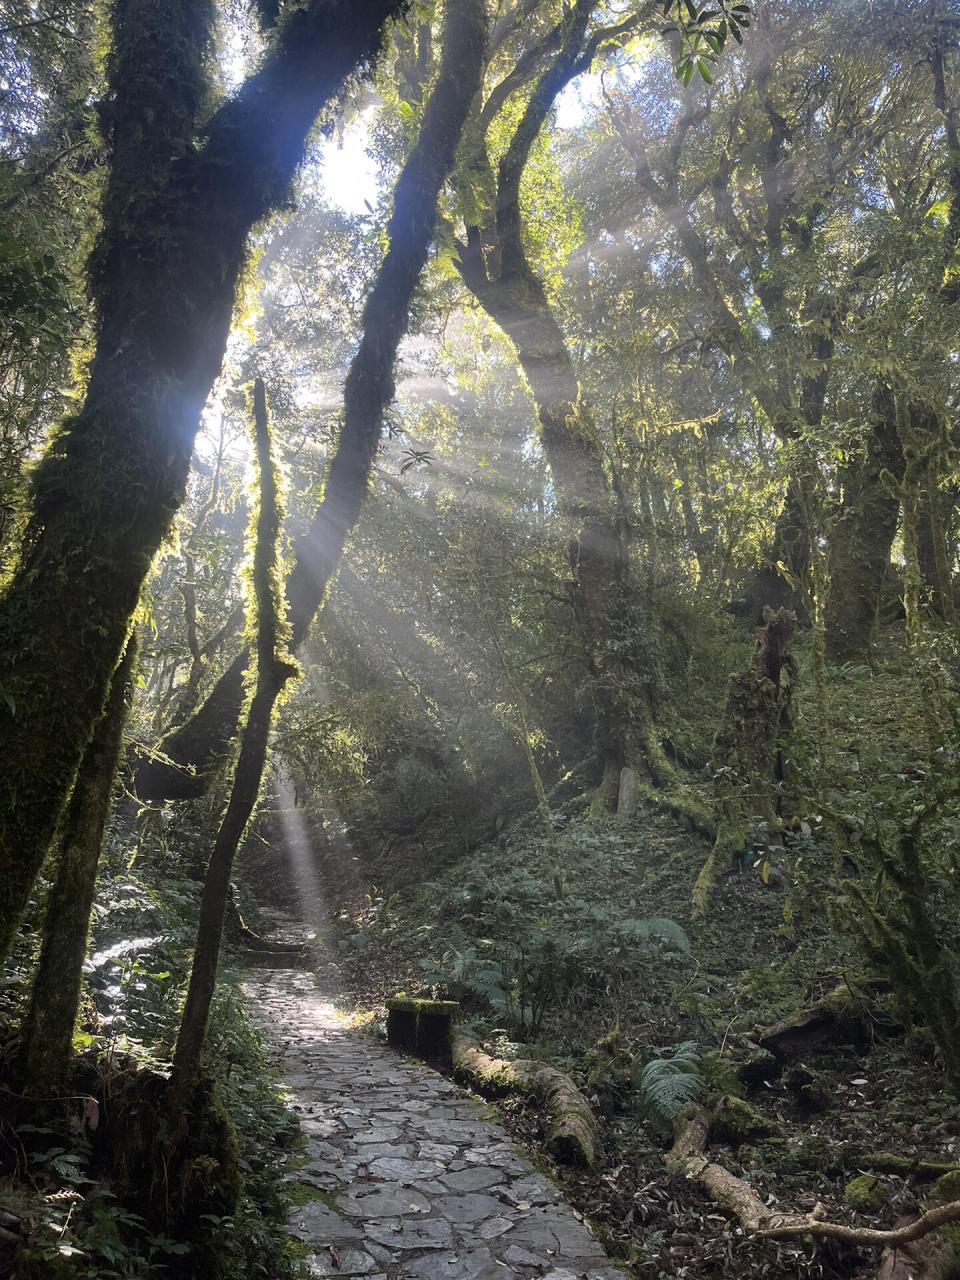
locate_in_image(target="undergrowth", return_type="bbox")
[1,868,296,1279]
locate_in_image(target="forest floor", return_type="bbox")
[243,940,623,1280]
[296,799,960,1280]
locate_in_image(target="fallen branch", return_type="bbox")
[451,1033,597,1167]
[756,1200,960,1246]
[668,1105,960,1250]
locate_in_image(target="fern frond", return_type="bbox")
[636,917,691,953]
[636,1041,703,1132]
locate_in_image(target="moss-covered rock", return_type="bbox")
[844,1173,886,1213]
[709,1095,781,1147]
[932,1170,960,1204]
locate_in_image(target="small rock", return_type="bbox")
[369,1157,444,1183]
[337,1185,431,1218]
[366,1218,453,1250]
[304,1246,378,1275]
[398,1248,504,1280]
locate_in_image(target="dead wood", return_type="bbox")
[451,1032,597,1167]
[668,1105,960,1254]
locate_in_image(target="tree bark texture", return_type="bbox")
[692,608,795,917]
[456,0,673,794]
[20,634,137,1097]
[170,380,297,1112]
[825,385,905,663]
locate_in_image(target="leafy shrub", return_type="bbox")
[417,865,690,1037]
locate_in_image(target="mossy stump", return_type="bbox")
[386,997,459,1058]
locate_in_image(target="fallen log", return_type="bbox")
[451,1033,597,1168]
[757,982,898,1060]
[667,1104,960,1257]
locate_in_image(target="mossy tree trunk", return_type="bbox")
[692,608,796,917]
[825,384,905,663]
[917,475,958,621]
[0,0,407,960]
[169,379,297,1117]
[840,816,960,1097]
[20,633,137,1098]
[135,0,489,804]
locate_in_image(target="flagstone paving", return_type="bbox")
[242,965,623,1280]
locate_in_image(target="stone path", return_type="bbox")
[242,965,622,1280]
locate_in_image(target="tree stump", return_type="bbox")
[386,998,459,1058]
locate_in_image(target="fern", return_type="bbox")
[636,1041,703,1133]
[625,917,691,953]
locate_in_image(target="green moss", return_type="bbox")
[844,1174,886,1213]
[709,1095,781,1147]
[932,1170,960,1203]
[287,1180,335,1207]
[386,997,460,1014]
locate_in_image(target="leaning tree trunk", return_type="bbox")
[19,634,137,1097]
[0,0,404,958]
[135,0,488,805]
[169,380,297,1119]
[825,384,905,664]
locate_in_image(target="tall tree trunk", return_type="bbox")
[917,476,957,620]
[19,634,137,1097]
[453,0,676,801]
[743,474,812,617]
[0,0,405,958]
[135,0,488,804]
[459,266,637,790]
[825,385,904,663]
[169,380,296,1119]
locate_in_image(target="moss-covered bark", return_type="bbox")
[20,633,137,1097]
[0,0,405,958]
[451,1032,598,1167]
[838,817,960,1097]
[170,379,297,1113]
[455,1,674,797]
[917,472,958,620]
[136,0,488,804]
[825,384,905,663]
[692,608,795,917]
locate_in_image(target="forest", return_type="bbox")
[1,0,960,1276]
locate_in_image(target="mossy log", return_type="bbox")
[857,1155,960,1182]
[758,983,894,1060]
[451,1033,597,1168]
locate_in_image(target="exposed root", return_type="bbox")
[633,778,716,841]
[451,1033,597,1168]
[668,1105,960,1253]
